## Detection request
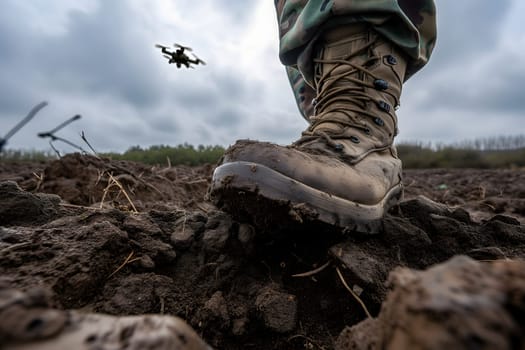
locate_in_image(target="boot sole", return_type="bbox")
[210,161,403,234]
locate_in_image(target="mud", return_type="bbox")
[1,154,524,349]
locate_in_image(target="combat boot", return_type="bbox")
[210,25,407,234]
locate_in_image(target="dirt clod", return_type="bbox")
[336,256,525,350]
[0,181,60,226]
[255,285,298,333]
[1,154,524,349]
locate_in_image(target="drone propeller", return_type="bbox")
[163,54,172,60]
[191,53,206,65]
[174,43,192,51]
[155,44,169,49]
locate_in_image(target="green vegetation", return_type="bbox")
[0,149,56,162]
[1,136,524,169]
[396,143,525,169]
[101,144,225,166]
[397,134,525,168]
[0,144,225,165]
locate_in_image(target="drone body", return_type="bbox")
[155,43,206,68]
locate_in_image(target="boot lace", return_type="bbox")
[295,38,398,151]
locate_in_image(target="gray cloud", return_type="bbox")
[396,0,523,145]
[431,0,513,67]
[0,0,524,153]
[421,65,525,113]
[34,2,164,107]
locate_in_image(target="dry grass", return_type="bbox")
[99,172,138,213]
[336,267,372,319]
[108,251,141,279]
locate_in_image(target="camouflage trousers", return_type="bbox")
[274,0,437,120]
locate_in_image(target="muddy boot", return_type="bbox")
[210,25,407,234]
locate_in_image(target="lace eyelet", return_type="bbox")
[350,136,360,144]
[374,117,385,126]
[364,127,371,135]
[385,55,397,65]
[378,101,391,112]
[334,143,344,152]
[374,79,389,90]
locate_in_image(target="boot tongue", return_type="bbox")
[319,24,370,75]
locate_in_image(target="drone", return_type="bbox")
[155,43,206,68]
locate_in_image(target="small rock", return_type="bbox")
[201,211,233,253]
[451,207,473,224]
[132,255,155,270]
[122,215,162,236]
[232,317,249,336]
[152,242,177,264]
[399,195,451,217]
[237,224,255,254]
[202,229,229,252]
[330,244,388,288]
[466,247,507,261]
[205,211,232,230]
[203,291,230,327]
[488,214,521,226]
[237,224,255,245]
[255,286,297,333]
[171,226,195,249]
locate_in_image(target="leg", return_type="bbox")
[210,0,437,234]
[281,0,436,120]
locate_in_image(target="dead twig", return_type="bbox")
[80,131,100,158]
[108,251,139,279]
[404,179,416,188]
[0,242,32,255]
[32,172,44,192]
[108,173,138,213]
[59,202,105,211]
[48,140,61,157]
[479,258,512,262]
[480,202,496,211]
[478,185,486,200]
[292,261,331,278]
[336,266,372,318]
[186,179,208,185]
[287,334,326,350]
[107,162,164,197]
[160,296,165,315]
[38,115,88,155]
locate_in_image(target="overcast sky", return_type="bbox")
[0,0,524,153]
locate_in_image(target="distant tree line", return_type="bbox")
[1,136,524,169]
[396,137,525,169]
[437,135,525,151]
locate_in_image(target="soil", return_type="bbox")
[1,154,524,349]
